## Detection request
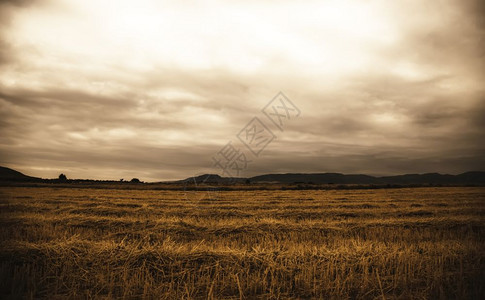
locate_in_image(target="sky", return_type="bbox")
[0,0,484,181]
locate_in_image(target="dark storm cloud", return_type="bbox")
[462,0,485,30]
[0,0,36,21]
[0,69,262,180]
[2,64,484,180]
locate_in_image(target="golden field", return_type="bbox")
[0,186,484,299]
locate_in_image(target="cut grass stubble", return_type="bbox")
[0,187,484,299]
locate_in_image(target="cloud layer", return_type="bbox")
[0,0,484,181]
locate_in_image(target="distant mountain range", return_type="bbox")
[181,171,485,185]
[1,166,484,185]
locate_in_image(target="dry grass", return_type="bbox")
[0,186,484,299]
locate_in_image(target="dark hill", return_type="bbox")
[180,174,245,184]
[249,173,381,184]
[379,172,485,184]
[0,166,41,182]
[249,172,485,185]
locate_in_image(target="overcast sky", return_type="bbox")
[0,0,484,181]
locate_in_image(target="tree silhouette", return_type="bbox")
[58,174,67,181]
[130,178,140,183]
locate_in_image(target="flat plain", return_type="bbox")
[0,186,484,299]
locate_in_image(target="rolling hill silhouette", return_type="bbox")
[182,171,485,185]
[0,166,41,182]
[1,166,484,185]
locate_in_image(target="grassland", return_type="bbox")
[0,186,484,299]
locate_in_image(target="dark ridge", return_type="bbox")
[1,166,484,185]
[0,166,41,182]
[180,174,245,184]
[250,172,485,185]
[249,173,381,184]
